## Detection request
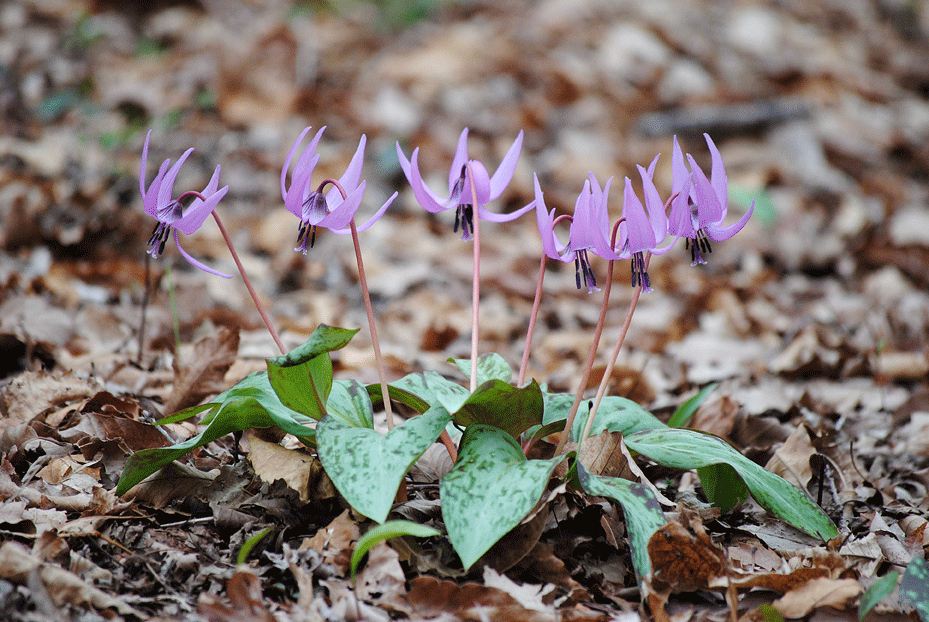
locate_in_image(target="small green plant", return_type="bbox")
[118,127,835,586]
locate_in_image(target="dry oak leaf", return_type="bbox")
[247,434,333,502]
[163,325,240,416]
[302,509,360,575]
[198,571,275,622]
[771,577,862,618]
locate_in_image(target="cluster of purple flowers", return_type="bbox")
[140,127,752,291]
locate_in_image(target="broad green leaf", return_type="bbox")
[326,379,375,429]
[440,425,566,569]
[453,380,545,440]
[858,571,899,622]
[449,353,513,384]
[668,383,718,428]
[266,353,330,421]
[425,372,472,414]
[542,393,665,441]
[267,324,359,368]
[575,462,666,582]
[900,557,929,622]
[367,373,434,414]
[624,428,838,540]
[237,528,272,565]
[118,395,273,495]
[697,463,749,511]
[265,325,357,420]
[317,406,451,523]
[350,520,441,578]
[117,372,315,495]
[158,403,215,425]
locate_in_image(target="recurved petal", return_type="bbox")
[488,130,523,200]
[637,159,667,243]
[319,181,366,230]
[284,153,320,218]
[465,160,491,205]
[409,149,450,213]
[173,230,233,278]
[337,135,367,193]
[281,126,314,200]
[704,133,728,217]
[140,130,153,197]
[621,176,656,254]
[143,158,170,218]
[176,185,228,235]
[705,200,753,241]
[449,128,470,193]
[686,154,724,228]
[156,148,195,215]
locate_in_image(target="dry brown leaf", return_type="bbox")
[0,541,143,617]
[578,431,633,479]
[771,577,861,618]
[355,542,410,615]
[483,566,556,612]
[0,370,95,428]
[765,424,816,491]
[246,433,334,501]
[302,509,359,575]
[198,571,275,622]
[163,326,240,416]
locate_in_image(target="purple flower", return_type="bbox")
[140,131,231,278]
[669,134,753,265]
[396,128,533,240]
[282,126,397,254]
[615,155,675,292]
[533,172,616,293]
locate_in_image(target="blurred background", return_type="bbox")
[2,0,929,439]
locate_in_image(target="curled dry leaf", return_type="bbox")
[163,326,240,416]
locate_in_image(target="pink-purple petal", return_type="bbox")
[488,130,523,200]
[704,133,728,218]
[449,128,470,192]
[705,200,754,242]
[281,126,313,200]
[173,230,233,278]
[409,149,449,213]
[621,176,656,254]
[156,148,194,214]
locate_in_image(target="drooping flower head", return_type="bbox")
[615,155,676,292]
[669,134,754,265]
[396,128,533,240]
[533,172,616,293]
[139,130,232,278]
[282,126,396,254]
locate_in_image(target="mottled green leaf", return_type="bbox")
[367,372,435,414]
[858,571,899,622]
[697,463,749,511]
[449,353,513,384]
[625,428,838,540]
[425,372,472,413]
[117,371,315,495]
[668,383,718,428]
[317,406,450,523]
[900,557,929,622]
[575,462,666,582]
[453,380,544,440]
[542,392,665,441]
[326,379,375,429]
[440,425,566,569]
[266,324,358,368]
[350,520,441,578]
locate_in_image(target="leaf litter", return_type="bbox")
[1,0,929,620]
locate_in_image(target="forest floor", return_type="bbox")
[1,0,929,620]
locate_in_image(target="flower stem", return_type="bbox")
[210,211,287,355]
[518,254,547,387]
[553,258,615,456]
[466,163,481,393]
[578,252,650,452]
[348,217,396,430]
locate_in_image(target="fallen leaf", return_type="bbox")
[247,434,328,502]
[771,577,861,618]
[163,326,240,416]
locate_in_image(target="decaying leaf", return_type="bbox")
[163,326,240,416]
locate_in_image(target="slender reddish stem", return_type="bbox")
[578,252,650,452]
[466,163,481,393]
[553,258,615,456]
[319,179,396,430]
[518,254,547,387]
[210,211,286,355]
